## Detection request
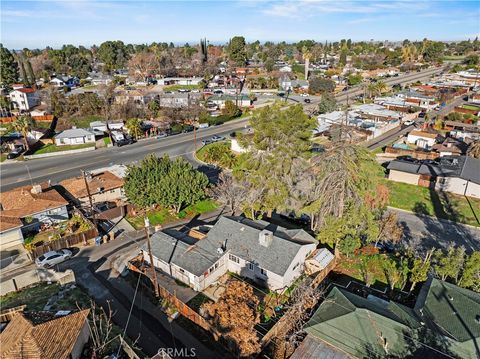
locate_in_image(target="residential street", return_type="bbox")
[393,209,480,253]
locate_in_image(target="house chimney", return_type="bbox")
[259,229,273,247]
[31,184,42,194]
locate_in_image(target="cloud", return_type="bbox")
[262,0,431,19]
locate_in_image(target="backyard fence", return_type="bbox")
[28,209,98,258]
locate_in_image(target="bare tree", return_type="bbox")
[375,211,403,247]
[209,172,248,214]
[269,282,324,359]
[128,51,158,81]
[88,301,115,356]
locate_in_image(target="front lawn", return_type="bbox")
[103,136,112,145]
[0,153,6,162]
[30,142,95,155]
[163,84,201,92]
[60,115,103,129]
[386,180,480,226]
[196,141,237,168]
[461,104,480,111]
[126,199,218,229]
[335,253,388,288]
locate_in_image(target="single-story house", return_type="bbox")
[208,94,251,108]
[50,78,65,87]
[155,92,199,108]
[60,170,125,206]
[54,128,96,146]
[143,216,318,292]
[156,77,203,86]
[8,87,40,111]
[407,130,441,149]
[0,183,69,250]
[0,309,90,359]
[396,90,437,110]
[293,278,480,359]
[387,155,480,198]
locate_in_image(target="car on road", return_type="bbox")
[35,249,73,268]
[403,120,415,126]
[198,123,209,129]
[300,93,309,97]
[214,121,224,126]
[418,112,426,118]
[211,135,225,142]
[201,139,213,146]
[115,138,133,147]
[156,132,168,139]
[304,98,311,103]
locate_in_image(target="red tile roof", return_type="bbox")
[15,88,36,94]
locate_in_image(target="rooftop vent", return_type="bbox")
[475,315,480,324]
[259,229,273,247]
[31,184,42,194]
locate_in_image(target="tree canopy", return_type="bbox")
[124,154,209,213]
[0,44,19,87]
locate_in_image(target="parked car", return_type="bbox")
[7,146,24,159]
[403,120,415,126]
[35,249,73,268]
[211,135,225,142]
[198,123,209,129]
[156,132,168,139]
[418,112,426,118]
[214,121,224,126]
[201,139,213,146]
[229,132,237,138]
[300,93,309,97]
[304,99,311,103]
[182,125,194,133]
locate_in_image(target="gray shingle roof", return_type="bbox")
[387,156,480,184]
[55,128,94,139]
[146,216,315,277]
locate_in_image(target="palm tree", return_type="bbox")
[302,46,312,80]
[12,115,34,151]
[126,118,143,139]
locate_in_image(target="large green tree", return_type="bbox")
[97,40,128,72]
[458,251,480,292]
[308,77,335,94]
[227,36,247,66]
[0,44,19,87]
[433,246,465,282]
[234,104,316,217]
[317,93,337,114]
[124,154,209,213]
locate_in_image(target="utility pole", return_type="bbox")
[145,217,159,298]
[82,170,96,227]
[193,125,197,151]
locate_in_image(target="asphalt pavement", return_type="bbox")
[393,209,480,254]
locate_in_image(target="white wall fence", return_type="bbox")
[24,146,95,160]
[1,268,76,296]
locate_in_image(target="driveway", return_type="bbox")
[393,209,480,254]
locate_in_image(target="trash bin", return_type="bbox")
[95,236,102,246]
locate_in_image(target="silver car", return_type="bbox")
[35,249,73,268]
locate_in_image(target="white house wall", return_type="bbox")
[388,170,420,186]
[436,177,480,198]
[282,243,317,288]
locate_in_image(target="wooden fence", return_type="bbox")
[127,259,215,336]
[30,228,98,258]
[29,209,98,258]
[384,146,438,160]
[0,115,54,123]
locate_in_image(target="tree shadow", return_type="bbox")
[196,164,222,184]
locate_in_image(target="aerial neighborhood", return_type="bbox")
[0,1,479,358]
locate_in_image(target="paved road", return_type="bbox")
[0,118,249,191]
[393,209,480,254]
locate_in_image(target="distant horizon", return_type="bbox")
[2,0,479,49]
[4,37,478,51]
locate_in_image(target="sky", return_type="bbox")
[1,0,479,49]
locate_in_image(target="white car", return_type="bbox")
[403,120,415,126]
[35,249,73,268]
[300,93,309,97]
[211,135,225,142]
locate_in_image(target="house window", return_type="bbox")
[209,262,219,273]
[260,268,267,276]
[179,268,185,274]
[229,254,240,264]
[292,263,300,271]
[247,262,254,271]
